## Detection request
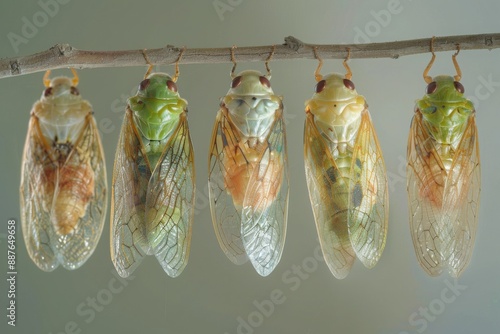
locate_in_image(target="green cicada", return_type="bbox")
[111,71,195,278]
[407,52,481,277]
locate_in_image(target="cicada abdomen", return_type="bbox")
[111,72,195,278]
[208,70,289,276]
[304,73,388,279]
[20,70,107,271]
[407,75,480,277]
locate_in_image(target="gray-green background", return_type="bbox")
[1,1,499,333]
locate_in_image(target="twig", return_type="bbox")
[0,34,499,79]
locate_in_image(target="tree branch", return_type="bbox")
[1,33,499,79]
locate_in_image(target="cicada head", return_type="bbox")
[227,70,274,97]
[128,73,187,141]
[417,75,474,145]
[308,73,360,103]
[223,70,281,138]
[305,73,366,142]
[41,76,83,105]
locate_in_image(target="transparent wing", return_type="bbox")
[349,109,388,268]
[442,115,481,277]
[20,107,107,271]
[304,112,356,279]
[407,111,447,276]
[241,108,289,276]
[20,115,58,272]
[145,112,195,278]
[56,114,107,269]
[111,109,150,278]
[208,109,247,265]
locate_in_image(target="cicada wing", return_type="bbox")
[348,109,389,269]
[407,111,447,276]
[145,112,195,278]
[208,109,247,265]
[241,108,289,276]
[442,115,481,277]
[111,109,150,278]
[56,114,107,269]
[20,115,59,271]
[304,112,356,279]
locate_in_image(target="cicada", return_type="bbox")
[208,70,289,276]
[111,72,195,278]
[20,69,107,271]
[304,72,388,279]
[407,74,480,277]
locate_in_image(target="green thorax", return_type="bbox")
[129,73,187,142]
[416,75,474,145]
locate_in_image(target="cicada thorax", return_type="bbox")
[128,73,186,190]
[416,75,475,210]
[220,71,284,212]
[129,74,186,165]
[32,94,95,236]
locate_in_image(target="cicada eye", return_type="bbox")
[315,80,326,93]
[44,87,53,97]
[139,79,150,91]
[70,86,79,95]
[259,76,271,88]
[167,80,177,92]
[343,79,355,90]
[231,76,242,88]
[426,81,437,94]
[454,81,465,94]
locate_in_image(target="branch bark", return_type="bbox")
[1,33,499,79]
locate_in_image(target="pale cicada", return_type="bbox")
[208,70,289,276]
[20,69,107,271]
[304,71,388,279]
[407,51,480,277]
[111,72,195,278]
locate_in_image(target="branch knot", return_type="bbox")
[10,61,20,75]
[51,43,73,57]
[283,36,304,52]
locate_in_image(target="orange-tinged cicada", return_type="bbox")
[208,70,289,276]
[407,50,481,277]
[111,72,195,278]
[20,69,107,271]
[304,71,388,279]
